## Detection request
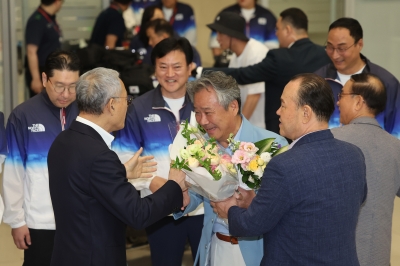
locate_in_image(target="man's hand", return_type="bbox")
[30,78,43,94]
[182,189,190,210]
[210,196,237,219]
[168,168,187,191]
[11,225,31,250]
[234,187,256,209]
[124,147,157,179]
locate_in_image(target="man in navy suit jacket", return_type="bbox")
[212,73,367,265]
[48,67,187,266]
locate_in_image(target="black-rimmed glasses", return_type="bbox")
[325,43,356,55]
[48,79,77,94]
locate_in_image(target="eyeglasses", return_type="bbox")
[338,92,359,100]
[111,95,134,105]
[48,79,77,94]
[325,43,356,55]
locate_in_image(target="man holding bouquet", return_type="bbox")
[174,71,288,266]
[212,73,367,265]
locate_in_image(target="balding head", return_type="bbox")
[350,73,386,115]
[337,73,386,125]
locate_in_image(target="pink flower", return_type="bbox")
[239,142,259,153]
[220,154,232,164]
[231,150,251,164]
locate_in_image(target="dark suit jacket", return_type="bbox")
[48,121,183,266]
[228,130,367,265]
[209,38,330,133]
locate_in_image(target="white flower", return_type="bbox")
[205,144,218,154]
[260,152,272,163]
[187,143,202,156]
[257,158,265,166]
[254,167,263,177]
[210,155,220,166]
[248,175,255,183]
[180,149,190,159]
[188,157,199,168]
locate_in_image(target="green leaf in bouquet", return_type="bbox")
[242,173,249,183]
[171,156,191,171]
[272,145,289,156]
[254,138,275,154]
[246,181,256,189]
[197,124,206,134]
[239,166,245,175]
[212,170,222,181]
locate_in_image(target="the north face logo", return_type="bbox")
[28,124,45,132]
[144,114,161,123]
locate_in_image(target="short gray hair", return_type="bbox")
[187,71,241,112]
[76,67,122,115]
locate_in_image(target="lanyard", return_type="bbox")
[37,6,61,36]
[60,108,66,131]
[169,6,178,25]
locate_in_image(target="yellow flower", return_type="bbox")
[248,158,259,172]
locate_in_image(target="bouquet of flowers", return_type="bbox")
[170,120,288,200]
[228,135,288,189]
[170,120,239,201]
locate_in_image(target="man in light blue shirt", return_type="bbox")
[174,71,287,266]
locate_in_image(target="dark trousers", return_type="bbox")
[146,215,203,266]
[23,228,55,266]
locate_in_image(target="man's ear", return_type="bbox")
[354,95,365,111]
[106,98,115,115]
[230,100,239,114]
[42,73,47,88]
[302,105,312,123]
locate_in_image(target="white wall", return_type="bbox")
[346,0,400,80]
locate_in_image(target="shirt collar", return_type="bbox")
[221,117,244,155]
[288,41,295,48]
[76,116,114,148]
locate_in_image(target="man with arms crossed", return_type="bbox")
[48,67,187,266]
[113,37,203,266]
[175,71,287,266]
[3,51,80,266]
[332,73,400,266]
[212,73,367,265]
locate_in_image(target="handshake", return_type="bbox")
[124,147,189,209]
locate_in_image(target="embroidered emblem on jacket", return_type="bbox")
[144,114,161,122]
[28,124,46,132]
